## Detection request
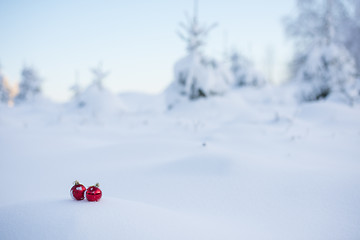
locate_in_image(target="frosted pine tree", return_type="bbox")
[285,0,322,76]
[296,41,357,102]
[177,1,217,55]
[15,66,42,103]
[286,0,358,103]
[73,64,110,109]
[70,83,81,98]
[70,81,84,108]
[91,63,109,90]
[352,1,360,72]
[0,67,10,104]
[70,63,126,116]
[166,1,231,104]
[342,0,360,73]
[230,51,266,87]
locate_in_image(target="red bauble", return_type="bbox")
[86,183,102,202]
[70,180,86,200]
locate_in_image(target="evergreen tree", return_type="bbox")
[295,41,357,102]
[0,67,10,104]
[286,0,358,103]
[230,51,266,87]
[70,71,81,99]
[15,66,42,103]
[91,63,109,90]
[70,83,81,99]
[168,1,230,102]
[341,0,360,73]
[73,63,111,110]
[177,1,217,55]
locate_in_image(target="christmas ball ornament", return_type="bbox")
[86,183,102,202]
[70,180,86,200]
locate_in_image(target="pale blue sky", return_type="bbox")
[0,0,295,102]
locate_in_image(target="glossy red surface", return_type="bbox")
[70,183,86,200]
[86,186,102,202]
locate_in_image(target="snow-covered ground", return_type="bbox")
[0,86,360,240]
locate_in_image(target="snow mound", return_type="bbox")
[0,96,61,127]
[1,86,360,239]
[68,85,127,117]
[0,198,235,240]
[119,92,166,113]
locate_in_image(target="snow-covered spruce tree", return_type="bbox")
[91,63,109,90]
[0,67,11,104]
[341,0,360,74]
[74,64,110,109]
[70,71,81,99]
[72,64,109,109]
[286,0,360,76]
[15,66,42,103]
[70,82,81,99]
[71,64,125,116]
[230,51,266,87]
[295,40,357,102]
[286,0,358,103]
[69,81,85,108]
[166,2,231,104]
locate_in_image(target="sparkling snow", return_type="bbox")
[0,86,359,240]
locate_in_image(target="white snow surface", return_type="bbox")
[68,84,127,115]
[0,86,360,239]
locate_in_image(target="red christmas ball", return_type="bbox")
[70,180,86,200]
[86,183,102,202]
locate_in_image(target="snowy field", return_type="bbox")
[0,87,360,240]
